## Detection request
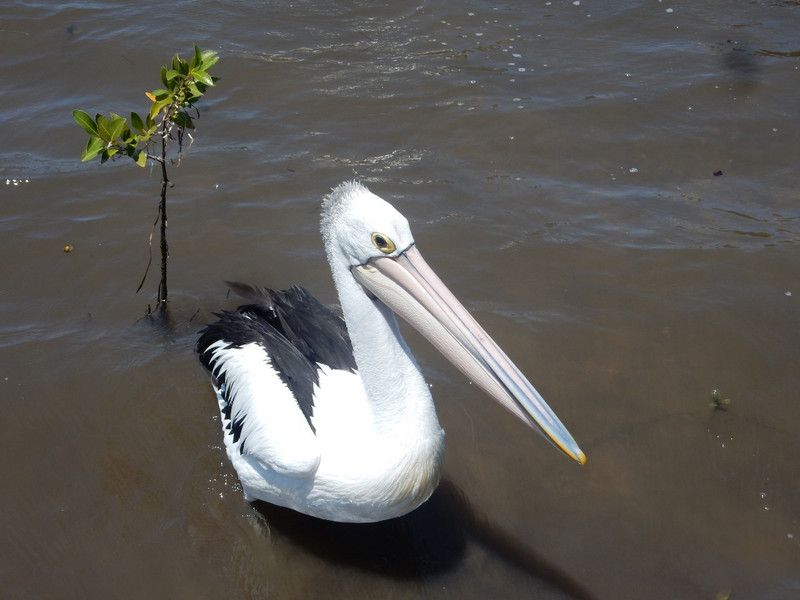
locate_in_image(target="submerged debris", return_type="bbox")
[709,389,732,411]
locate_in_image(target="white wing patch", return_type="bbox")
[207,340,321,477]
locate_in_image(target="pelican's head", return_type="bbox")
[321,180,415,267]
[320,181,586,465]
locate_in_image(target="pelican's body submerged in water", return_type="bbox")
[197,182,584,523]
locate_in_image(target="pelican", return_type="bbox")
[197,181,585,523]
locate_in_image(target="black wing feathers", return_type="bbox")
[225,282,356,373]
[197,283,356,435]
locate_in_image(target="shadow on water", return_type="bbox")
[253,479,596,600]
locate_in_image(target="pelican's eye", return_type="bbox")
[371,232,396,254]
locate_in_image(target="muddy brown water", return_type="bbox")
[1,2,798,598]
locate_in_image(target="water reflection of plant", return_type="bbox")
[73,45,219,318]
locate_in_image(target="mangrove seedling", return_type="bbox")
[73,44,219,316]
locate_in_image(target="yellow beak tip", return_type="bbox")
[557,441,586,466]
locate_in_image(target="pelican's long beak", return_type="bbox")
[352,244,586,465]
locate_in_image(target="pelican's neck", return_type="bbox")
[328,257,440,437]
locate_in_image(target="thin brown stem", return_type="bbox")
[155,113,172,313]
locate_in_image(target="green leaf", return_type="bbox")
[185,82,203,100]
[172,54,188,74]
[108,116,127,142]
[119,126,133,145]
[100,145,119,163]
[95,113,112,141]
[73,109,98,135]
[200,52,219,71]
[134,149,148,167]
[149,88,170,100]
[164,69,182,82]
[191,69,214,87]
[80,136,104,161]
[149,98,173,121]
[130,111,145,132]
[191,44,202,70]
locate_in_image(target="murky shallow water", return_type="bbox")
[1,2,798,598]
